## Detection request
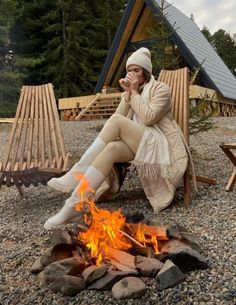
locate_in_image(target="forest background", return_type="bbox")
[0,0,236,117]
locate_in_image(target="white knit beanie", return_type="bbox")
[126,47,152,74]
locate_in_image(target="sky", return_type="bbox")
[172,0,236,36]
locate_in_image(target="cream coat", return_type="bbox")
[96,80,191,212]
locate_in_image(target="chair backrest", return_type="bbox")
[0,83,68,173]
[157,67,189,144]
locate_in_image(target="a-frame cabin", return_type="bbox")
[95,0,236,116]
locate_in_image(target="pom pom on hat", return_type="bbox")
[126,47,152,74]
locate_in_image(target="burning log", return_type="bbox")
[124,223,169,240]
[105,248,136,272]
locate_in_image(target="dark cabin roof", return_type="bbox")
[96,0,236,101]
[149,0,236,100]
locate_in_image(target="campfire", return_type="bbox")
[31,175,208,300]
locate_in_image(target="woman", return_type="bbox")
[44,47,191,230]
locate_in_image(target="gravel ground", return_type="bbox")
[0,117,236,305]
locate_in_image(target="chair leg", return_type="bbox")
[16,184,24,197]
[226,167,236,192]
[183,165,191,207]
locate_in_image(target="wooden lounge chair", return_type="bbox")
[157,67,192,207]
[157,67,217,206]
[219,142,236,191]
[0,83,69,195]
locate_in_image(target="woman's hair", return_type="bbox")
[143,68,151,83]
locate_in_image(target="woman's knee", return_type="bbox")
[102,141,125,160]
[107,113,126,126]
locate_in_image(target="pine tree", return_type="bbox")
[202,27,236,76]
[212,29,236,76]
[0,0,23,117]
[9,0,126,99]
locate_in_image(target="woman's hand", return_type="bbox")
[119,78,131,92]
[124,72,139,96]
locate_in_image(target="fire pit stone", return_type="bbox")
[156,259,186,289]
[111,276,147,300]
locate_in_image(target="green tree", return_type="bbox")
[10,0,56,84]
[9,0,126,100]
[0,0,23,117]
[202,27,236,76]
[201,26,214,44]
[212,29,236,76]
[41,0,126,97]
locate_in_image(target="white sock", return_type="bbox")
[44,166,105,230]
[47,137,106,192]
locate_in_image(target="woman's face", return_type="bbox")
[127,65,145,85]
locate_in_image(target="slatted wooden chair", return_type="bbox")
[219,143,236,191]
[157,67,192,207]
[157,67,216,206]
[0,83,69,195]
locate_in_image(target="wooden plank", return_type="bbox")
[195,175,217,185]
[226,167,236,192]
[220,145,236,166]
[63,153,70,171]
[131,6,156,41]
[221,143,236,150]
[45,84,60,167]
[26,86,36,167]
[2,87,27,170]
[75,94,101,120]
[39,85,46,166]
[58,92,122,110]
[81,108,117,114]
[183,68,189,141]
[0,118,14,123]
[184,163,191,207]
[189,85,217,101]
[18,86,32,168]
[175,69,182,130]
[105,0,145,86]
[35,85,40,165]
[42,84,53,166]
[170,71,178,121]
[48,84,68,168]
[178,69,184,133]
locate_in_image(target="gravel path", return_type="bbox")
[0,117,235,305]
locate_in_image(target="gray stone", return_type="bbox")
[49,243,76,261]
[161,241,208,272]
[112,277,146,300]
[50,229,73,246]
[50,275,85,296]
[156,259,186,289]
[31,247,57,274]
[88,270,138,290]
[37,256,86,286]
[82,264,107,285]
[31,257,45,274]
[31,243,76,274]
[167,225,202,253]
[134,255,163,277]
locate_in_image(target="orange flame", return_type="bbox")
[74,172,163,265]
[135,223,160,253]
[74,172,131,265]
